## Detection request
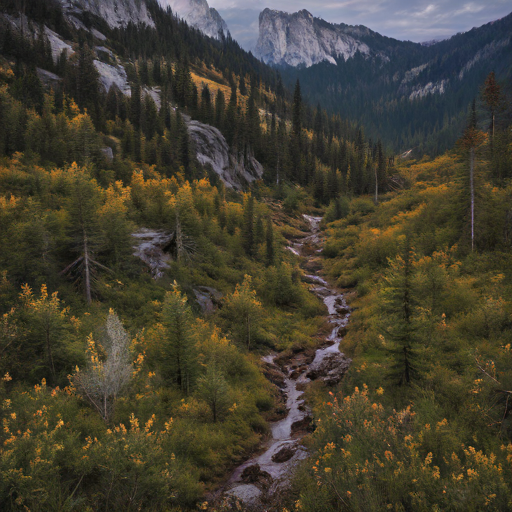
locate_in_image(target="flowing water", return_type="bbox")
[221,215,351,506]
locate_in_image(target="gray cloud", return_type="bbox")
[208,0,511,50]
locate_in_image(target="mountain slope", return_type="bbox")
[159,0,228,39]
[58,0,155,28]
[264,9,512,154]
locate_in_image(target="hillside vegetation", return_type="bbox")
[0,1,511,511]
[292,99,512,511]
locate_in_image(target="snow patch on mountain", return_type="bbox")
[409,79,449,101]
[401,64,429,85]
[159,0,228,39]
[458,38,510,80]
[255,9,371,68]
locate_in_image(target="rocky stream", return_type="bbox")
[218,215,352,508]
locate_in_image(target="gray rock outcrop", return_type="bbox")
[185,118,264,191]
[255,9,370,68]
[58,0,155,29]
[132,229,174,279]
[306,352,352,386]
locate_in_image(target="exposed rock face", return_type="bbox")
[132,229,174,279]
[255,9,370,67]
[58,0,155,29]
[306,352,351,386]
[94,61,131,95]
[160,0,228,39]
[193,286,223,314]
[185,118,264,191]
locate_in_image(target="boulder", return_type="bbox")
[306,352,351,386]
[193,286,223,314]
[241,465,272,488]
[291,416,314,435]
[263,364,287,389]
[271,444,297,463]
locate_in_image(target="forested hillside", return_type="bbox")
[280,12,512,156]
[292,84,512,511]
[0,0,511,510]
[0,0,377,509]
[0,0,390,197]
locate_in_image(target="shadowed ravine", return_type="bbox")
[217,215,352,508]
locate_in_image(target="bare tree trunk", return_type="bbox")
[470,147,475,252]
[374,165,379,205]
[176,211,184,262]
[83,231,92,303]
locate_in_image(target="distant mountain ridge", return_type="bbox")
[254,8,414,68]
[264,8,512,154]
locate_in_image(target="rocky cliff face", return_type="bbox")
[58,0,154,28]
[255,9,371,67]
[160,0,228,39]
[184,117,263,191]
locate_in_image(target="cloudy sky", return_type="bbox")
[207,0,512,50]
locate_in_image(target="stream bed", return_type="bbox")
[220,215,352,507]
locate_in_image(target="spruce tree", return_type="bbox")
[265,217,274,267]
[292,79,302,138]
[382,237,420,386]
[161,284,198,394]
[214,89,225,130]
[62,167,105,304]
[130,78,142,130]
[242,194,255,257]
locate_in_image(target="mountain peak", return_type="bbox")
[255,8,371,67]
[160,0,228,39]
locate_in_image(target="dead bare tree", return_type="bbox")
[73,311,132,423]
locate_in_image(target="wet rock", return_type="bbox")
[336,306,351,315]
[303,258,323,273]
[241,465,273,487]
[263,364,287,389]
[336,327,348,338]
[306,352,351,386]
[312,286,332,298]
[291,416,314,435]
[226,484,262,506]
[289,368,303,380]
[302,274,327,286]
[272,445,297,463]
